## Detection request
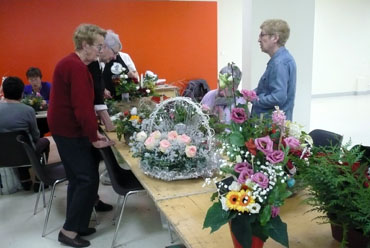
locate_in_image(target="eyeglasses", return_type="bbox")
[109,47,119,56]
[259,33,272,38]
[93,44,103,52]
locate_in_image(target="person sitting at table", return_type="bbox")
[201,64,245,124]
[88,30,121,132]
[102,36,139,100]
[24,67,51,104]
[0,76,50,191]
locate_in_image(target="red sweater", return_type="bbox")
[48,53,98,142]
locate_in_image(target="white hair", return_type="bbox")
[105,30,122,51]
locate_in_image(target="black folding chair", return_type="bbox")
[17,135,67,237]
[309,129,343,147]
[99,146,145,248]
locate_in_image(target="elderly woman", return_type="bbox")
[201,63,245,124]
[47,24,114,248]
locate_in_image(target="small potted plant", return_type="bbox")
[299,144,370,248]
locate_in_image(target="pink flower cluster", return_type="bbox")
[272,107,286,126]
[240,89,258,102]
[143,130,197,157]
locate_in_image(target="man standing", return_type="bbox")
[251,19,296,121]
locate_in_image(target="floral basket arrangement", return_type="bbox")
[203,90,312,248]
[110,63,158,101]
[21,92,47,111]
[299,143,370,248]
[129,97,219,181]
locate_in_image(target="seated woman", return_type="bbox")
[201,63,245,124]
[24,67,51,104]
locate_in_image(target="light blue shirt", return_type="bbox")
[252,47,296,120]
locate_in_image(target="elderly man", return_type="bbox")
[251,19,297,121]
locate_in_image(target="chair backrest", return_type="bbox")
[351,144,370,163]
[99,146,143,195]
[309,129,343,147]
[0,130,32,168]
[16,134,50,185]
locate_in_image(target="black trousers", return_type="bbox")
[53,135,100,233]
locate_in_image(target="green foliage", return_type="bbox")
[299,144,370,244]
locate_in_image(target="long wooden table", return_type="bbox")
[105,131,341,248]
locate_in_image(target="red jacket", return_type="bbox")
[48,53,98,142]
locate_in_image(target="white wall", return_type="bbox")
[312,0,370,95]
[245,0,315,130]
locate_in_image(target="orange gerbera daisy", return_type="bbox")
[226,191,240,210]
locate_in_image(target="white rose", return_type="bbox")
[111,62,123,75]
[136,131,147,142]
[228,181,241,191]
[220,196,229,211]
[130,107,137,116]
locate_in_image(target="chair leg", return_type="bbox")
[42,180,59,237]
[111,190,145,248]
[112,195,122,225]
[92,208,100,225]
[42,183,46,208]
[34,183,42,215]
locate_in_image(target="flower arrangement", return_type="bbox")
[130,129,211,181]
[111,63,158,100]
[21,92,47,111]
[114,107,142,143]
[299,143,370,247]
[203,90,312,248]
[130,97,217,181]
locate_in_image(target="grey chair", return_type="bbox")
[309,129,343,147]
[99,146,145,248]
[16,134,67,237]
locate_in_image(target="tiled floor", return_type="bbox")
[0,94,369,248]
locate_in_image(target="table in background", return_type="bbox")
[35,110,49,137]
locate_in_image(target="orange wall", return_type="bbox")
[0,0,217,89]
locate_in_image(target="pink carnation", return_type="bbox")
[240,89,258,102]
[185,145,197,158]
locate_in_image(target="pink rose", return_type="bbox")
[167,131,178,140]
[178,134,191,145]
[144,136,157,150]
[159,139,171,153]
[149,130,161,140]
[185,145,197,158]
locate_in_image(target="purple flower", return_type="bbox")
[237,169,254,184]
[272,108,286,126]
[234,162,253,173]
[231,108,247,124]
[240,89,258,102]
[251,172,269,189]
[271,206,280,218]
[254,136,273,155]
[284,137,300,150]
[266,150,285,164]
